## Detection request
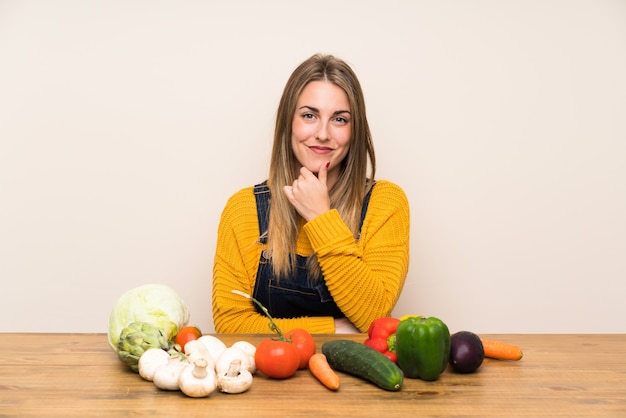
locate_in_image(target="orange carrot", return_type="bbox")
[481,338,524,361]
[309,353,340,390]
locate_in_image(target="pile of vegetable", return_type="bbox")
[108,285,524,396]
[108,285,258,397]
[363,315,524,380]
[138,330,257,397]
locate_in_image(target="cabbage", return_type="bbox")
[108,284,190,350]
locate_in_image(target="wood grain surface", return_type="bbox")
[1,333,625,417]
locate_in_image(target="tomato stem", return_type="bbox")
[232,290,290,342]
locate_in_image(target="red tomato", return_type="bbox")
[254,339,300,379]
[385,351,397,363]
[363,337,388,353]
[173,326,202,352]
[286,328,316,369]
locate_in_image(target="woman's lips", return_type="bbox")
[309,146,333,154]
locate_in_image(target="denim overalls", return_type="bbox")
[252,181,374,319]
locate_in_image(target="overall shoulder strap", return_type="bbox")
[358,182,376,236]
[254,181,270,244]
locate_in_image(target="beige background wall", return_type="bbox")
[1,0,625,334]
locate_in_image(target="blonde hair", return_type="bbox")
[266,54,376,280]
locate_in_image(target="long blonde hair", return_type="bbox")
[266,54,376,280]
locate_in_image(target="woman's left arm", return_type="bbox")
[304,181,410,332]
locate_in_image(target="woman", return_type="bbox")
[212,54,409,334]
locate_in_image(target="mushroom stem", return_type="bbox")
[226,359,242,377]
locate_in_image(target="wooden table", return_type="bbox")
[1,333,624,417]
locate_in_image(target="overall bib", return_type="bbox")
[252,181,374,319]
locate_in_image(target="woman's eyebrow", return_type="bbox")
[297,105,351,115]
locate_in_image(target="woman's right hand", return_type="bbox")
[283,163,331,222]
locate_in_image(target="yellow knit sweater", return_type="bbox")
[212,180,410,334]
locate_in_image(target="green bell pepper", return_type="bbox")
[395,316,450,381]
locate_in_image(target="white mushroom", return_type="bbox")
[197,335,227,361]
[178,358,217,398]
[138,348,170,382]
[184,339,215,369]
[215,346,253,376]
[231,340,257,374]
[153,356,188,391]
[217,359,253,394]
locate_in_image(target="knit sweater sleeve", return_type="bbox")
[212,187,335,334]
[303,180,410,332]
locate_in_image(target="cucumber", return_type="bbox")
[321,339,404,391]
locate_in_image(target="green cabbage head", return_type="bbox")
[108,284,190,350]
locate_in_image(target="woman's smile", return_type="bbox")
[308,145,334,154]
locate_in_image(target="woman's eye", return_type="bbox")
[302,113,315,120]
[334,116,349,124]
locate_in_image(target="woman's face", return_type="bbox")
[291,80,351,184]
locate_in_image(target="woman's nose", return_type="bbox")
[315,122,329,140]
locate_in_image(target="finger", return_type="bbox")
[283,185,294,202]
[317,161,330,186]
[299,166,315,180]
